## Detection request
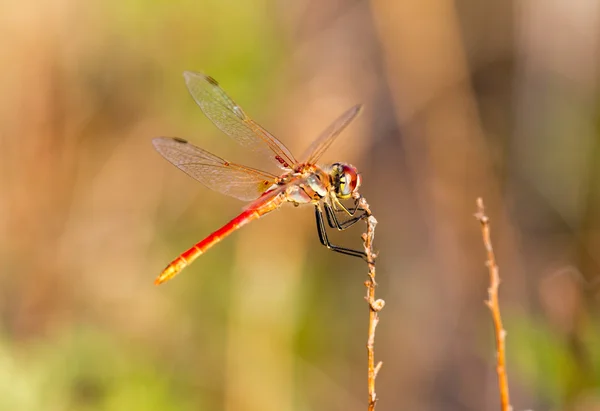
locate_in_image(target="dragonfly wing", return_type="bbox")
[153,137,278,202]
[184,71,298,170]
[301,104,363,165]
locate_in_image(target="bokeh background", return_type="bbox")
[1,0,600,410]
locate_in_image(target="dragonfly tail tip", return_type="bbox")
[154,275,168,286]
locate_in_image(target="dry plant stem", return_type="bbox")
[355,193,384,411]
[475,198,512,411]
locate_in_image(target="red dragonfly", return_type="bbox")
[153,71,367,285]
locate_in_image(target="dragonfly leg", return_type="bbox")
[331,194,362,217]
[315,205,368,260]
[324,202,366,230]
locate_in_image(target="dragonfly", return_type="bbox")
[153,71,368,285]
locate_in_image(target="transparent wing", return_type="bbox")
[301,105,363,165]
[153,137,278,202]
[184,71,298,170]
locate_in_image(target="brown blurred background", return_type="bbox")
[1,0,600,410]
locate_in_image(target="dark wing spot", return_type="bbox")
[223,161,230,166]
[259,180,274,193]
[259,180,271,191]
[275,155,289,168]
[205,76,219,86]
[173,137,188,144]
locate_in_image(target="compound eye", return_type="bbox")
[340,173,352,197]
[336,165,360,199]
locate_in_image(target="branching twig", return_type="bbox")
[355,193,384,411]
[474,198,512,411]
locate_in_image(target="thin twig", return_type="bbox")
[355,193,384,411]
[474,198,512,411]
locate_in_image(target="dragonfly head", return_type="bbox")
[330,163,361,199]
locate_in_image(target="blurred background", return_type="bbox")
[1,0,600,410]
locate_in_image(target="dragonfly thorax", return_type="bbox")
[283,166,330,204]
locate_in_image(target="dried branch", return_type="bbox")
[355,193,384,411]
[474,198,512,411]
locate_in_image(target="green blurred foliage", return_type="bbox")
[510,313,600,405]
[0,329,201,411]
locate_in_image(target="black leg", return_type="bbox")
[315,205,368,260]
[324,202,365,230]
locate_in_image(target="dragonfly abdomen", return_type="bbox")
[155,209,260,285]
[155,193,286,285]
